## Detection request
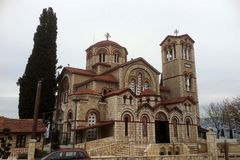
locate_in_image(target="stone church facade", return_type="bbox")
[54,34,201,156]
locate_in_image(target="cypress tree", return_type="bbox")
[17,7,57,124]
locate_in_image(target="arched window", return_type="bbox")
[142,116,148,137]
[87,112,97,139]
[185,74,193,91]
[124,115,131,136]
[189,75,192,90]
[98,49,106,62]
[123,95,127,104]
[67,111,73,144]
[60,77,69,103]
[129,79,135,93]
[186,118,191,137]
[172,118,178,138]
[136,73,142,95]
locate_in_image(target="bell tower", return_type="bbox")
[160,34,199,117]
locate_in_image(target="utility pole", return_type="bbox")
[32,80,42,139]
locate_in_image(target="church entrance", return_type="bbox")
[155,112,170,143]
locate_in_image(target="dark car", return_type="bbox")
[40,148,91,160]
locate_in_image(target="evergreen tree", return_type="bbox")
[17,7,57,124]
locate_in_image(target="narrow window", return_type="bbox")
[123,95,127,104]
[129,79,136,93]
[142,116,148,137]
[99,54,102,62]
[172,118,178,138]
[186,119,191,137]
[124,116,129,136]
[136,73,142,95]
[114,54,119,63]
[189,75,192,91]
[102,53,105,62]
[185,74,190,91]
[129,96,133,105]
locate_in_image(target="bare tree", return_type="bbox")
[205,102,225,138]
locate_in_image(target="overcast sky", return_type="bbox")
[0,0,240,118]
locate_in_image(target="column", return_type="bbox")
[206,129,218,160]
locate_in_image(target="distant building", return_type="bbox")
[0,116,46,157]
[54,34,202,156]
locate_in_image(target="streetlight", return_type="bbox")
[72,97,80,149]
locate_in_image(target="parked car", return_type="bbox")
[40,148,90,160]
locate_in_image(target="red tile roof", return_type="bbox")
[75,121,114,131]
[74,74,118,89]
[100,57,160,76]
[160,34,195,46]
[138,103,154,111]
[72,89,100,96]
[140,89,158,96]
[0,116,46,133]
[104,88,135,98]
[86,40,128,54]
[64,67,96,76]
[92,62,112,68]
[160,96,196,105]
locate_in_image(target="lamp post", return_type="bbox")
[72,97,80,149]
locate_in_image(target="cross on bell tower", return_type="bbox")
[105,32,111,40]
[174,29,179,36]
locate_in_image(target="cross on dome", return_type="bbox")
[105,32,111,40]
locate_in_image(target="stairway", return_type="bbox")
[188,144,198,154]
[114,145,130,156]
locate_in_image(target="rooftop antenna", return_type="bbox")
[105,32,111,40]
[174,29,179,36]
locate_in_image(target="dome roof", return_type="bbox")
[86,40,126,51]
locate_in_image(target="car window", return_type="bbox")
[47,151,63,160]
[64,151,78,160]
[78,151,87,159]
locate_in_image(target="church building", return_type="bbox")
[55,33,201,156]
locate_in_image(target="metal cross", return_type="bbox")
[174,29,179,36]
[105,32,111,40]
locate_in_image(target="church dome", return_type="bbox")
[86,40,123,51]
[85,39,128,72]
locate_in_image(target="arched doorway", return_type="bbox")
[155,112,170,143]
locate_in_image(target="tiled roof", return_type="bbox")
[104,88,135,98]
[160,34,195,46]
[92,62,112,68]
[138,103,154,111]
[160,96,196,105]
[86,40,127,52]
[74,74,118,89]
[64,67,96,76]
[0,116,46,133]
[140,89,158,96]
[75,121,114,131]
[100,57,160,75]
[71,89,100,96]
